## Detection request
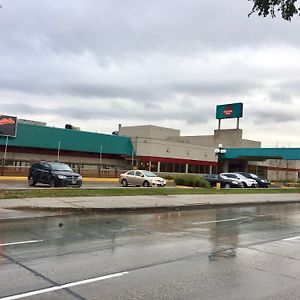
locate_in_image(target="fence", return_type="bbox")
[0,159,129,178]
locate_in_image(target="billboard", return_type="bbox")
[216,103,243,119]
[0,114,17,137]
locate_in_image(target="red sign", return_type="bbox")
[0,117,15,126]
[0,114,17,137]
[223,105,233,117]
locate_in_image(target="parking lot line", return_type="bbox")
[193,217,248,225]
[0,271,129,300]
[0,240,43,246]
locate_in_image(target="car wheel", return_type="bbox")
[242,182,247,188]
[121,179,128,187]
[49,178,56,188]
[224,183,231,189]
[28,176,36,187]
[143,181,150,187]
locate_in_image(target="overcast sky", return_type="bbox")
[1,0,300,147]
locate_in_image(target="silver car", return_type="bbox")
[220,172,258,188]
[119,170,166,187]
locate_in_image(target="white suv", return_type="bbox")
[220,173,258,188]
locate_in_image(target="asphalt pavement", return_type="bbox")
[1,204,300,299]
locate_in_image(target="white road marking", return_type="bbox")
[283,235,300,241]
[0,240,43,246]
[193,217,248,225]
[0,271,129,300]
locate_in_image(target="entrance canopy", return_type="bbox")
[220,148,300,161]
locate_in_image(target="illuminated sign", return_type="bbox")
[216,103,243,119]
[0,114,17,137]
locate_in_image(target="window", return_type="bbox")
[127,171,135,175]
[160,163,166,172]
[150,162,158,172]
[135,171,143,177]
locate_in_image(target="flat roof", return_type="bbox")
[221,148,300,160]
[0,123,134,156]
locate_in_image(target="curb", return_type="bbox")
[3,199,300,217]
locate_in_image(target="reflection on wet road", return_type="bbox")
[1,203,300,299]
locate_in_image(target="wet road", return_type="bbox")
[1,204,300,299]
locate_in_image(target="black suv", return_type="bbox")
[28,161,82,187]
[203,174,242,188]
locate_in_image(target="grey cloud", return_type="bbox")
[0,70,260,102]
[2,102,55,115]
[249,109,298,124]
[269,90,292,103]
[1,0,300,146]
[59,103,211,125]
[5,101,211,125]
[171,80,261,97]
[1,0,299,60]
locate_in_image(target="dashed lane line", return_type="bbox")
[0,271,129,300]
[193,217,249,225]
[0,240,43,246]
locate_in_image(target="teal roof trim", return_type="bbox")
[221,148,300,160]
[0,124,133,156]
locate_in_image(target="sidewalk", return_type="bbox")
[0,193,300,217]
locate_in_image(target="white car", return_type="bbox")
[119,170,166,187]
[220,173,258,188]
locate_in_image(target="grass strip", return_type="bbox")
[0,187,299,199]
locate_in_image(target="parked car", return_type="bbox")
[220,172,258,188]
[119,170,166,187]
[237,172,270,188]
[203,174,242,188]
[28,161,82,187]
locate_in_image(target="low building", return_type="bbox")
[0,122,133,177]
[1,119,299,181]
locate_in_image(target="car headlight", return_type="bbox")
[58,175,67,179]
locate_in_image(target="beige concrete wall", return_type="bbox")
[179,129,260,148]
[240,139,261,148]
[2,151,125,166]
[134,137,217,162]
[119,125,180,139]
[266,159,299,182]
[213,129,260,148]
[173,135,215,147]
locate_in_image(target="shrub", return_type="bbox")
[174,175,211,188]
[162,174,175,180]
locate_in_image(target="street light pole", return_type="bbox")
[214,144,226,173]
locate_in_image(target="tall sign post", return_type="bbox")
[216,102,243,129]
[0,114,17,175]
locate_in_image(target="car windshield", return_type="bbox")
[142,171,158,177]
[206,174,218,179]
[49,163,73,172]
[224,174,237,179]
[240,173,251,178]
[237,174,247,179]
[250,173,259,179]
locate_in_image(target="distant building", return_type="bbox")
[0,120,299,181]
